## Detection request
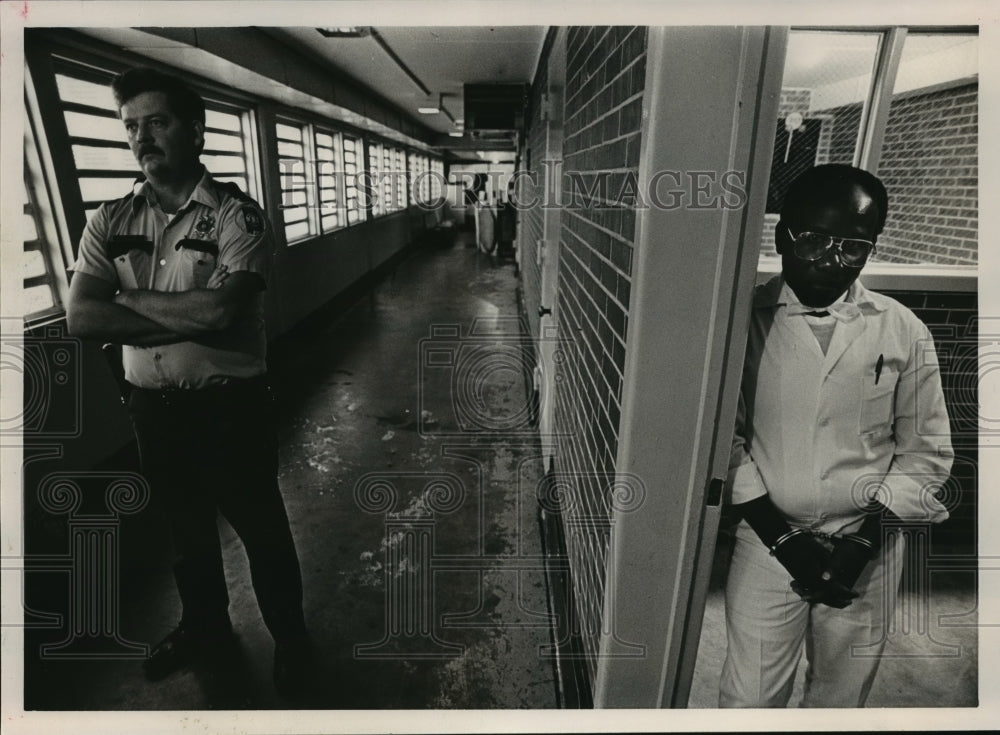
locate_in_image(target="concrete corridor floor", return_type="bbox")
[24,234,558,710]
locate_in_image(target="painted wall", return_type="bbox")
[272,211,413,333]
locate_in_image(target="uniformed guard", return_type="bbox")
[66,67,311,698]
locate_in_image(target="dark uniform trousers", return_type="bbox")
[127,376,306,642]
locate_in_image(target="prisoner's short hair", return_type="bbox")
[111,67,206,126]
[781,164,889,235]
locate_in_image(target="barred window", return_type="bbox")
[343,134,365,225]
[51,58,260,223]
[22,144,67,322]
[367,141,386,217]
[22,73,70,324]
[409,152,430,205]
[315,128,343,233]
[276,118,315,243]
[382,145,394,212]
[394,148,408,210]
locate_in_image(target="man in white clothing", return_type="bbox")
[720,164,953,708]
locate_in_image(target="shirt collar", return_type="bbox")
[755,274,888,313]
[131,166,219,214]
[777,281,847,310]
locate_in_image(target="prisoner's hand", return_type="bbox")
[791,576,859,609]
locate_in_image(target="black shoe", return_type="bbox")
[143,620,234,681]
[273,635,314,699]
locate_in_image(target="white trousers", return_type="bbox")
[719,521,905,708]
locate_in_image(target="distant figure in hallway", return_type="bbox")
[721,164,953,707]
[65,67,311,699]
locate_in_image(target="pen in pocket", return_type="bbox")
[874,353,884,385]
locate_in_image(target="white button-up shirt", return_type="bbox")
[73,169,271,389]
[728,275,953,533]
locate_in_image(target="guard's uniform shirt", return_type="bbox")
[73,169,271,389]
[728,275,953,531]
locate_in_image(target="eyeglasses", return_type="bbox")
[785,225,876,268]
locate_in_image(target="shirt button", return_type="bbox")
[159,258,167,266]
[819,417,830,427]
[154,354,162,361]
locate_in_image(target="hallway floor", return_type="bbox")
[25,233,558,710]
[22,232,978,712]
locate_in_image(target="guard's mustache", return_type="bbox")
[138,145,163,158]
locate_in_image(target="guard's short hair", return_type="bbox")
[111,67,206,126]
[780,164,889,235]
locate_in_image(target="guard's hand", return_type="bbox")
[207,264,230,289]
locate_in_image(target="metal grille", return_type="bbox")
[276,119,313,242]
[367,141,385,216]
[342,135,364,224]
[315,129,342,233]
[53,59,257,222]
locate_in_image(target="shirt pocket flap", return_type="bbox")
[176,238,219,257]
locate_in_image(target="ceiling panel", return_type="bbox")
[79,26,547,159]
[272,26,546,136]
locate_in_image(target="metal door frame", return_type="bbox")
[593,25,787,708]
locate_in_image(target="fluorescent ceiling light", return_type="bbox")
[316,27,370,38]
[418,106,440,114]
[448,131,464,137]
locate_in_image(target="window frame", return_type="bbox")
[395,147,409,211]
[23,82,72,327]
[46,52,264,232]
[23,35,267,286]
[767,25,978,280]
[22,41,264,326]
[366,139,386,218]
[314,126,345,234]
[342,133,366,226]
[275,115,318,244]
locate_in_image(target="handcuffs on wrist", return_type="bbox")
[769,527,874,556]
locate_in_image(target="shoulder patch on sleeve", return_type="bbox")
[239,205,266,235]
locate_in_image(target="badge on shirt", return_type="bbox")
[193,213,216,239]
[240,206,265,235]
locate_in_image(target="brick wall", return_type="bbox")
[826,82,978,265]
[778,88,811,117]
[762,81,977,265]
[877,290,977,552]
[550,25,646,685]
